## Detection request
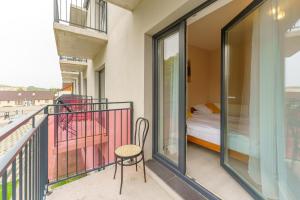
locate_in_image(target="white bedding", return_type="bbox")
[187,113,221,145]
[187,113,250,154]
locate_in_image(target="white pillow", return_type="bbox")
[193,104,212,114]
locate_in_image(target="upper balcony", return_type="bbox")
[53,0,108,59]
[106,0,142,11]
[60,56,87,73]
[286,20,300,57]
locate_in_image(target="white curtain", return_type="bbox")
[248,0,280,199]
[247,0,300,199]
[168,51,179,155]
[276,0,300,199]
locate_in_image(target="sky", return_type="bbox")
[286,51,300,87]
[0,0,61,89]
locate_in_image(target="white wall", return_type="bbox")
[87,0,207,159]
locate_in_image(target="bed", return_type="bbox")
[187,111,250,163]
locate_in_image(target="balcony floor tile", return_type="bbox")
[46,165,176,200]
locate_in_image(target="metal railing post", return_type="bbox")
[130,102,134,144]
[40,114,49,198]
[54,0,59,22]
[2,170,7,200]
[32,116,35,128]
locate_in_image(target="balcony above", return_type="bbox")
[106,0,142,11]
[60,56,88,72]
[61,72,80,90]
[286,23,300,57]
[54,0,108,59]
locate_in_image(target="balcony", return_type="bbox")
[46,166,176,200]
[53,0,108,59]
[106,0,142,11]
[60,56,87,73]
[0,96,143,199]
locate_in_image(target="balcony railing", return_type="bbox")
[54,0,107,33]
[0,108,48,200]
[60,56,87,63]
[0,95,133,199]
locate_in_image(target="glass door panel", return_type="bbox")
[157,31,180,165]
[154,21,186,170]
[223,0,300,199]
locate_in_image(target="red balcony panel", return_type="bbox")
[48,107,132,183]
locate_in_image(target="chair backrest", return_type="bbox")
[134,117,149,150]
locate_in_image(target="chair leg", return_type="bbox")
[142,153,146,183]
[135,157,138,171]
[120,158,124,194]
[113,156,117,179]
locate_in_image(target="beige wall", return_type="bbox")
[187,45,210,106]
[208,49,221,103]
[187,45,221,108]
[87,0,207,159]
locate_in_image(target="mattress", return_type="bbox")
[187,113,220,145]
[187,113,250,154]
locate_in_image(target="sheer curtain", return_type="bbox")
[247,0,300,199]
[248,1,279,198]
[277,0,300,199]
[168,51,179,155]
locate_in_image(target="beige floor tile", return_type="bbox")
[47,166,175,200]
[186,143,253,200]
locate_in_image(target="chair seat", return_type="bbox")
[115,145,142,158]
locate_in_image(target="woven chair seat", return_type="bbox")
[115,145,142,158]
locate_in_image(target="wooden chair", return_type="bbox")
[113,117,149,194]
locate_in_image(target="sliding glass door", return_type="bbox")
[222,0,300,199]
[154,21,186,172]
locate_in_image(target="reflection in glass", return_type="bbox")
[224,0,300,199]
[158,32,180,164]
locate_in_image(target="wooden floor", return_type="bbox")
[186,143,254,200]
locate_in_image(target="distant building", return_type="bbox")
[0,85,26,91]
[0,91,55,107]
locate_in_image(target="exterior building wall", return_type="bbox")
[0,99,53,107]
[86,0,206,159]
[34,99,53,106]
[0,101,16,107]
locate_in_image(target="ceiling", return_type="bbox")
[187,0,252,50]
[106,0,142,11]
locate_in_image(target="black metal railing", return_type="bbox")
[47,101,133,183]
[0,108,48,200]
[60,56,87,63]
[54,0,107,33]
[0,95,133,199]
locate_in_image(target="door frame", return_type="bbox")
[221,0,265,199]
[152,20,186,174]
[152,0,273,199]
[152,1,224,199]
